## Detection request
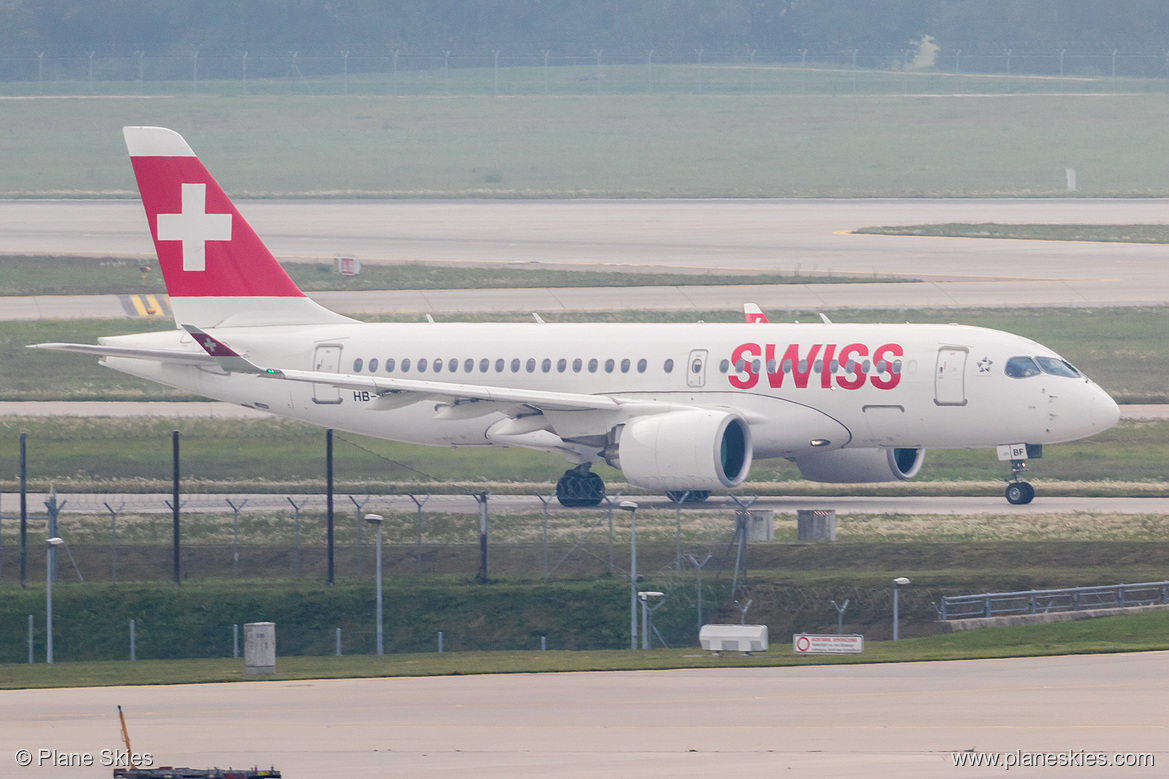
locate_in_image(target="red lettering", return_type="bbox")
[870,343,903,390]
[729,343,760,389]
[835,343,868,390]
[820,343,836,389]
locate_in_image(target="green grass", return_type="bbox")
[855,223,1169,243]
[4,93,1169,198]
[2,609,1166,690]
[0,415,1166,490]
[0,255,904,297]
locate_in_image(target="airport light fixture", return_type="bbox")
[364,514,385,655]
[893,577,911,641]
[45,537,64,663]
[620,501,639,650]
[638,591,664,650]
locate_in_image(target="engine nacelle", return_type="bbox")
[794,447,924,483]
[605,409,753,491]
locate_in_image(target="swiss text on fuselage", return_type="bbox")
[728,342,903,390]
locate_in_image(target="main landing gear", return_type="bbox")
[1005,458,1035,505]
[556,463,606,507]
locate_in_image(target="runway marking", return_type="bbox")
[119,293,171,318]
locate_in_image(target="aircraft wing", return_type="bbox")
[28,342,217,366]
[182,326,681,415]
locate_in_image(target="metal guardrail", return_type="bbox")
[937,581,1169,621]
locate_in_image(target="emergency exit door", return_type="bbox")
[934,347,968,406]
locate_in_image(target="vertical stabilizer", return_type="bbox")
[124,126,353,328]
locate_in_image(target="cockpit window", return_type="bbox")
[1005,356,1041,378]
[1035,356,1081,378]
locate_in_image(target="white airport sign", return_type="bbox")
[793,634,864,655]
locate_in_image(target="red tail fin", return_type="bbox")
[124,126,351,328]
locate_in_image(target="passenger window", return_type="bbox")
[557,358,567,373]
[368,358,378,373]
[353,358,364,373]
[573,358,583,373]
[1036,356,1081,378]
[418,358,428,373]
[604,359,615,373]
[385,358,395,373]
[526,358,536,373]
[1005,356,1041,379]
[620,358,630,373]
[663,358,674,373]
[542,358,552,373]
[637,358,647,373]
[495,358,505,372]
[401,358,411,373]
[433,359,443,373]
[451,358,460,373]
[719,359,729,373]
[511,358,521,373]
[588,358,598,373]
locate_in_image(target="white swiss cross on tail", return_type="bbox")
[156,183,232,272]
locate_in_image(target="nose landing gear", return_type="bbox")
[1005,458,1035,505]
[556,463,606,507]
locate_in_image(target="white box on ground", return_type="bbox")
[699,624,768,652]
[793,633,864,655]
[244,622,276,674]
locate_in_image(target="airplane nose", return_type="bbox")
[1091,384,1121,432]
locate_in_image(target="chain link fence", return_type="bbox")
[2,50,1168,96]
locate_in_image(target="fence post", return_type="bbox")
[335,627,341,656]
[409,494,430,574]
[130,619,136,661]
[326,429,334,585]
[227,498,247,577]
[474,492,490,584]
[438,631,443,654]
[104,501,124,583]
[28,615,33,664]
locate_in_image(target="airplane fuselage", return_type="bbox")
[101,320,1116,461]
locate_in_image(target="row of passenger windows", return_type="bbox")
[720,358,901,375]
[1005,355,1081,379]
[353,356,675,375]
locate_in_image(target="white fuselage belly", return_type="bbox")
[101,321,1115,460]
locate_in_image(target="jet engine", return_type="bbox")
[794,447,924,483]
[605,409,752,491]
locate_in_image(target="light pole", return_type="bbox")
[365,514,385,655]
[620,500,638,649]
[45,537,63,663]
[638,591,664,649]
[893,577,910,641]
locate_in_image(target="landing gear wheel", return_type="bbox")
[1005,481,1034,505]
[556,465,606,508]
[665,490,711,504]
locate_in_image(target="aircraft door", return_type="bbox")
[312,344,343,404]
[934,347,968,406]
[686,349,708,388]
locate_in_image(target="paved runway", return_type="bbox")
[4,199,1169,314]
[2,653,1165,778]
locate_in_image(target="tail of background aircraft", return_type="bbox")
[124,126,353,329]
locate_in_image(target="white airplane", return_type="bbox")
[34,127,1120,507]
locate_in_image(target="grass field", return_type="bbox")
[4,93,1169,198]
[3,598,1167,690]
[856,224,1169,242]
